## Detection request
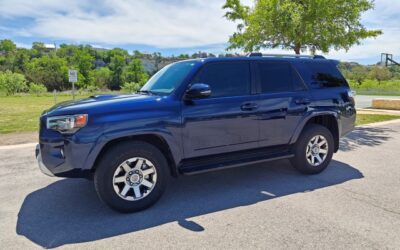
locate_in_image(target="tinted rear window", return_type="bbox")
[192,62,251,97]
[295,61,348,88]
[258,62,305,93]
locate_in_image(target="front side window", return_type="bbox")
[141,61,198,95]
[191,61,251,98]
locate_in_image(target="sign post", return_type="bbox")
[68,69,78,100]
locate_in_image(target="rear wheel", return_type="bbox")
[291,124,334,174]
[94,141,168,213]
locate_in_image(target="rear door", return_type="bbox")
[181,61,259,158]
[255,61,310,147]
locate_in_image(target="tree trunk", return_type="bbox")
[294,44,301,55]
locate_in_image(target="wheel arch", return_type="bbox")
[91,134,179,177]
[291,112,340,152]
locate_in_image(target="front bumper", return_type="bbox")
[36,144,55,177]
[35,143,91,178]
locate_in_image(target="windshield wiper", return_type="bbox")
[137,90,157,95]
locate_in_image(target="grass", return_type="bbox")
[0,95,400,134]
[356,114,400,126]
[349,79,400,96]
[0,95,87,134]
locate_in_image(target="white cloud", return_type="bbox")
[0,0,238,48]
[0,0,399,63]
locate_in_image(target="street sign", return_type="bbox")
[68,70,78,83]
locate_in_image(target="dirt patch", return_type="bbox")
[0,132,38,146]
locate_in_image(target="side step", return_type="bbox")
[179,148,294,175]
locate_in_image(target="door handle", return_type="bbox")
[294,98,311,105]
[240,103,258,111]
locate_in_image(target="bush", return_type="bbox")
[84,85,99,93]
[0,70,28,95]
[121,82,141,93]
[92,67,112,90]
[25,55,69,91]
[28,82,47,96]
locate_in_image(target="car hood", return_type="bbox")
[44,93,162,116]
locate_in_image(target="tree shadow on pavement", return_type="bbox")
[340,126,394,152]
[16,160,363,248]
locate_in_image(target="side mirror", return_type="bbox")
[185,83,211,100]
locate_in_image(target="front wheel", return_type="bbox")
[94,141,168,213]
[291,124,334,174]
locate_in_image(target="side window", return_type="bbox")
[301,61,348,88]
[192,62,251,97]
[258,62,305,93]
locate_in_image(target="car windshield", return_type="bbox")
[140,61,198,95]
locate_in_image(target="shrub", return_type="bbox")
[28,82,47,96]
[0,70,28,95]
[92,67,112,90]
[369,66,392,84]
[121,82,141,93]
[84,85,99,93]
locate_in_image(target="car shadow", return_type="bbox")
[16,159,363,248]
[339,126,394,152]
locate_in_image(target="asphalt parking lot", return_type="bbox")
[0,120,400,249]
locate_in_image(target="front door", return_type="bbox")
[181,61,259,158]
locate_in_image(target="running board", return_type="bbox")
[180,152,294,175]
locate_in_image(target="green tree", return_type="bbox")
[388,65,400,79]
[0,54,14,71]
[92,67,112,90]
[121,82,141,93]
[0,70,28,95]
[26,55,69,91]
[71,49,95,87]
[350,65,369,85]
[369,66,391,84]
[108,54,126,90]
[133,50,144,59]
[152,52,163,72]
[105,48,129,64]
[122,59,149,86]
[223,0,382,54]
[0,39,17,53]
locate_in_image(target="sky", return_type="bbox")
[0,0,398,64]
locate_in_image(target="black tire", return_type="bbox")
[94,141,168,213]
[290,124,334,175]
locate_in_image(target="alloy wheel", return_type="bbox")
[306,135,329,167]
[112,157,157,201]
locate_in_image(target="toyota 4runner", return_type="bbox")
[36,54,356,212]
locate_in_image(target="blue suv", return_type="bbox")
[36,54,356,212]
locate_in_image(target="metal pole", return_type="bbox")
[72,82,75,100]
[53,89,57,104]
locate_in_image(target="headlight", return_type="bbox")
[47,114,88,134]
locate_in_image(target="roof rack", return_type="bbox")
[246,52,325,59]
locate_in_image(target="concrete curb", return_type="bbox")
[357,108,400,115]
[357,118,400,128]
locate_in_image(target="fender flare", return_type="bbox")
[82,129,183,173]
[289,111,341,147]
